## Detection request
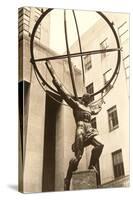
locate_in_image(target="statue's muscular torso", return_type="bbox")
[73,102,91,123]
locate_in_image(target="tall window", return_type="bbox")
[103,68,112,92]
[112,149,125,178]
[91,117,97,129]
[86,83,94,103]
[107,105,119,131]
[100,38,109,59]
[84,55,92,71]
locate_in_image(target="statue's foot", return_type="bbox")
[64,178,70,191]
[88,165,98,174]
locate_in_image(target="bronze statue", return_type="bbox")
[30,9,121,192]
[46,62,104,190]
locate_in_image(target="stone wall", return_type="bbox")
[99,175,129,188]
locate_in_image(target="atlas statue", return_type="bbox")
[46,62,104,190]
[30,9,121,191]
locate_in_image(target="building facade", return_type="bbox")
[70,11,129,187]
[18,8,129,192]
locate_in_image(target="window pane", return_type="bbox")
[108,106,119,131]
[112,111,118,127]
[103,69,113,92]
[84,55,92,71]
[86,83,94,103]
[100,38,109,59]
[112,149,125,178]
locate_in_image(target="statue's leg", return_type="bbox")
[64,127,84,190]
[88,137,104,170]
[64,157,80,190]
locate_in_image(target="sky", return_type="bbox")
[49,9,100,53]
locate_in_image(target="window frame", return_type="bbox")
[107,105,119,132]
[84,55,92,71]
[100,38,109,59]
[86,82,94,103]
[112,149,125,179]
[103,68,113,92]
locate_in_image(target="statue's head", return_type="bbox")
[81,93,91,105]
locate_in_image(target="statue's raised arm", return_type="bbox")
[45,61,78,109]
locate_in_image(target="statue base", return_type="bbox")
[72,169,97,190]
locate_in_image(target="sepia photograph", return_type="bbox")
[18,7,129,193]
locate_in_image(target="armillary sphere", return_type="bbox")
[30,8,121,104]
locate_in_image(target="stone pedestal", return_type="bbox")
[72,170,97,190]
